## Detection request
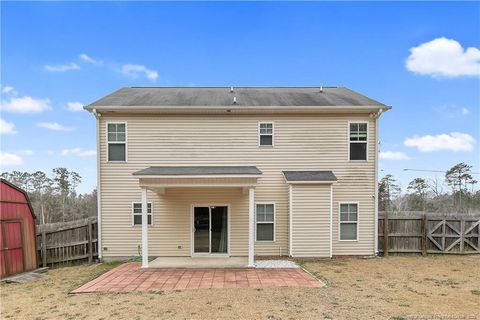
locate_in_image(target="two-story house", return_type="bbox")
[86,87,390,268]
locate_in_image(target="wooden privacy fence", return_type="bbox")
[33,213,479,267]
[36,217,98,267]
[379,212,480,255]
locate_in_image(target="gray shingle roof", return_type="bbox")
[87,87,388,108]
[283,171,337,182]
[133,166,262,176]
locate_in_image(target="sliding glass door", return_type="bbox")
[193,206,228,254]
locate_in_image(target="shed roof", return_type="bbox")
[283,171,337,183]
[0,178,36,220]
[133,166,262,176]
[86,87,389,109]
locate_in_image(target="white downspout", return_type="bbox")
[374,109,383,255]
[289,184,293,257]
[330,184,333,258]
[141,187,149,268]
[248,187,255,267]
[93,109,102,260]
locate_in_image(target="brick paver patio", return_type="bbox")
[72,262,323,293]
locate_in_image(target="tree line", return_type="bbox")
[1,168,96,224]
[2,162,478,225]
[379,162,479,214]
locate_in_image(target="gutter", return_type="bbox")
[84,105,392,114]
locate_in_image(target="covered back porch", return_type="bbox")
[133,166,262,268]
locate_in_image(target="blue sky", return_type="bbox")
[1,1,479,193]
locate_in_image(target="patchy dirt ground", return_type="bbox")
[1,256,479,319]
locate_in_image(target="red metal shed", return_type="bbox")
[0,179,38,278]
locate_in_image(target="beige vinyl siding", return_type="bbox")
[101,187,247,257]
[290,184,331,257]
[99,113,376,258]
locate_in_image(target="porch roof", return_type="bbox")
[133,166,262,178]
[133,166,262,189]
[283,170,337,184]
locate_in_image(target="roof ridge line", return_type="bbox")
[128,86,341,89]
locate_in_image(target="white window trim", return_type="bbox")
[347,121,368,162]
[255,202,276,242]
[338,202,359,242]
[132,201,153,227]
[106,121,128,162]
[258,121,275,147]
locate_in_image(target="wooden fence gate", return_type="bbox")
[379,212,480,255]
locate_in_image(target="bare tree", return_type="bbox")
[407,178,429,211]
[30,171,53,224]
[379,174,401,211]
[2,168,96,223]
[445,163,474,210]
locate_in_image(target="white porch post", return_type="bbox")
[248,187,255,267]
[141,187,149,268]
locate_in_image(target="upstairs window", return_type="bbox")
[107,123,126,161]
[339,203,358,241]
[256,203,275,241]
[132,202,153,226]
[259,122,274,146]
[349,122,367,161]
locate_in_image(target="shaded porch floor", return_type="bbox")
[71,262,324,293]
[149,257,248,268]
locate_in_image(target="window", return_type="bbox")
[107,123,126,161]
[259,122,274,146]
[132,202,153,226]
[339,203,358,240]
[256,203,275,241]
[349,122,367,161]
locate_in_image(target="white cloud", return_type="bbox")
[44,63,80,72]
[1,96,51,113]
[379,151,410,160]
[0,152,24,166]
[0,118,17,135]
[61,148,96,157]
[406,37,480,77]
[16,150,34,156]
[435,104,471,118]
[37,122,74,131]
[2,86,17,95]
[121,64,158,81]
[404,132,476,152]
[79,53,100,65]
[66,101,84,112]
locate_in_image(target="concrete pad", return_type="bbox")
[148,257,248,268]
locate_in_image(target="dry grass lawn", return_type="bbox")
[1,255,479,319]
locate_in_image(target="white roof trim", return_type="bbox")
[285,180,338,185]
[87,105,390,114]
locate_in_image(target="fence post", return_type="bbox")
[383,210,389,257]
[41,231,47,267]
[460,217,465,253]
[88,219,93,263]
[422,213,427,256]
